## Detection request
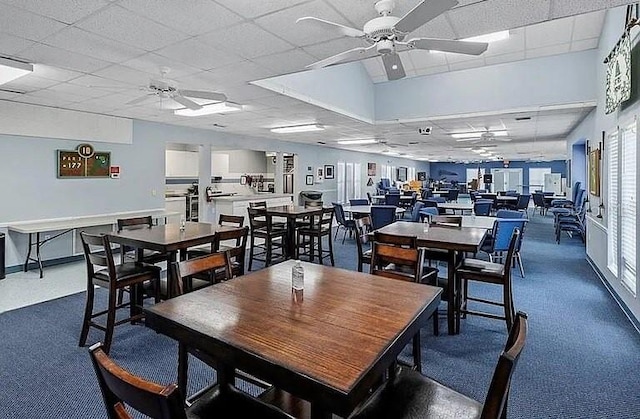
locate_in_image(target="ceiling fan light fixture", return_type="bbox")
[451,130,508,139]
[0,57,33,86]
[271,124,325,134]
[337,138,378,145]
[174,102,243,117]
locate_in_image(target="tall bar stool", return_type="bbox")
[296,207,335,266]
[247,208,287,270]
[186,213,244,259]
[79,232,161,354]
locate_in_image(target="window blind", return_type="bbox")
[607,131,619,277]
[354,163,362,199]
[337,162,346,203]
[620,123,636,294]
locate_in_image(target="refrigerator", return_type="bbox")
[283,173,294,194]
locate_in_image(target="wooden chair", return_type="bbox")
[186,213,245,262]
[456,229,521,331]
[79,232,161,354]
[355,216,373,273]
[115,216,168,305]
[88,343,294,419]
[171,251,233,294]
[296,207,335,266]
[349,312,528,419]
[247,207,287,270]
[370,241,434,372]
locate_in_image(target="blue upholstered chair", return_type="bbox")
[419,206,439,221]
[370,206,397,230]
[481,219,528,264]
[409,202,425,222]
[496,209,526,219]
[385,193,401,207]
[349,198,369,206]
[332,202,356,244]
[555,201,586,244]
[446,189,459,202]
[474,200,493,216]
[531,193,549,216]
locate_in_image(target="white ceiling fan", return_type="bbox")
[126,67,227,110]
[454,128,512,144]
[296,0,488,81]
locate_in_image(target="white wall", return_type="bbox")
[566,6,640,321]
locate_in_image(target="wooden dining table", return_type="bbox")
[343,205,405,216]
[374,221,487,335]
[264,205,324,258]
[109,222,243,298]
[144,260,442,418]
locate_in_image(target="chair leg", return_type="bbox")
[317,236,323,265]
[342,227,347,244]
[117,288,125,306]
[328,234,335,266]
[78,281,95,347]
[103,288,118,354]
[503,277,515,331]
[248,235,255,271]
[517,252,525,278]
[265,236,272,267]
[334,225,340,241]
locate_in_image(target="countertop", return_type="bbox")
[211,193,293,202]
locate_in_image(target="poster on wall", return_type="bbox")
[324,165,334,179]
[589,149,601,196]
[316,167,324,183]
[57,143,111,178]
[604,31,632,115]
[367,162,377,176]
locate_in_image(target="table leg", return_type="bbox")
[287,217,297,259]
[311,404,332,419]
[167,251,178,298]
[447,249,457,335]
[35,233,43,278]
[178,342,188,399]
[24,233,33,273]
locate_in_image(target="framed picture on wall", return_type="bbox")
[324,165,334,179]
[305,174,314,185]
[589,149,600,196]
[316,167,324,183]
[367,162,377,176]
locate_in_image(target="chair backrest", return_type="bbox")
[410,201,425,222]
[420,206,439,221]
[423,199,438,208]
[431,196,446,203]
[505,190,518,196]
[515,194,530,210]
[481,311,528,419]
[80,232,117,284]
[380,178,391,189]
[332,202,348,225]
[374,231,417,248]
[171,251,233,293]
[571,181,582,203]
[573,189,586,209]
[370,206,397,230]
[355,216,373,262]
[447,189,459,201]
[89,343,187,419]
[474,200,493,216]
[430,215,462,227]
[214,227,249,276]
[366,192,373,204]
[490,220,526,255]
[249,201,267,209]
[350,198,369,206]
[116,216,153,232]
[531,193,545,206]
[370,242,424,282]
[496,209,525,219]
[385,193,400,207]
[218,214,244,227]
[247,207,268,231]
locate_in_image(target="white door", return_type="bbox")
[544,173,562,194]
[492,170,505,192]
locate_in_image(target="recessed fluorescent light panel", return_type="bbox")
[464,30,510,43]
[0,57,33,86]
[336,139,378,145]
[271,124,324,134]
[174,102,243,116]
[451,130,508,139]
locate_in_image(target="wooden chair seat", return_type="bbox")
[93,263,161,285]
[457,258,506,280]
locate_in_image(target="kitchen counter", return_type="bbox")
[210,194,293,202]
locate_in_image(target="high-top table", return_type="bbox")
[343,205,405,216]
[145,260,442,418]
[437,202,474,214]
[264,205,323,258]
[374,221,487,334]
[109,222,242,298]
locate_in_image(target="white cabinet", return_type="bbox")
[166,150,198,177]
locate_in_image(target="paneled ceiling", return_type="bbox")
[0,0,629,161]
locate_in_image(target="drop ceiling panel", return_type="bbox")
[361,57,385,77]
[571,38,600,52]
[1,75,60,92]
[483,28,525,56]
[449,0,552,39]
[572,10,606,40]
[155,39,244,71]
[19,44,112,73]
[93,64,152,86]
[525,18,573,50]
[302,37,368,60]
[118,0,242,36]
[525,43,570,59]
[0,33,36,56]
[413,65,450,76]
[42,27,146,64]
[406,48,449,69]
[76,5,191,51]
[484,51,525,65]
[214,0,311,20]
[256,0,349,47]
[324,0,413,28]
[408,15,459,39]
[0,3,68,42]
[197,22,295,59]
[448,57,487,71]
[0,0,109,24]
[549,0,633,19]
[252,49,318,75]
[120,53,202,80]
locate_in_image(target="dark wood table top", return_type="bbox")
[109,222,241,252]
[436,202,474,211]
[145,260,441,416]
[375,221,487,252]
[264,205,323,217]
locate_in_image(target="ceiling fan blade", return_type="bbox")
[381,53,406,81]
[455,137,483,142]
[172,95,202,111]
[307,45,378,69]
[409,37,488,55]
[296,17,365,38]
[495,138,512,142]
[179,89,227,102]
[394,0,458,34]
[126,94,155,106]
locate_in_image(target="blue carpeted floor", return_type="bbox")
[1,213,639,418]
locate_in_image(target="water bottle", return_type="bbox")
[292,261,304,291]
